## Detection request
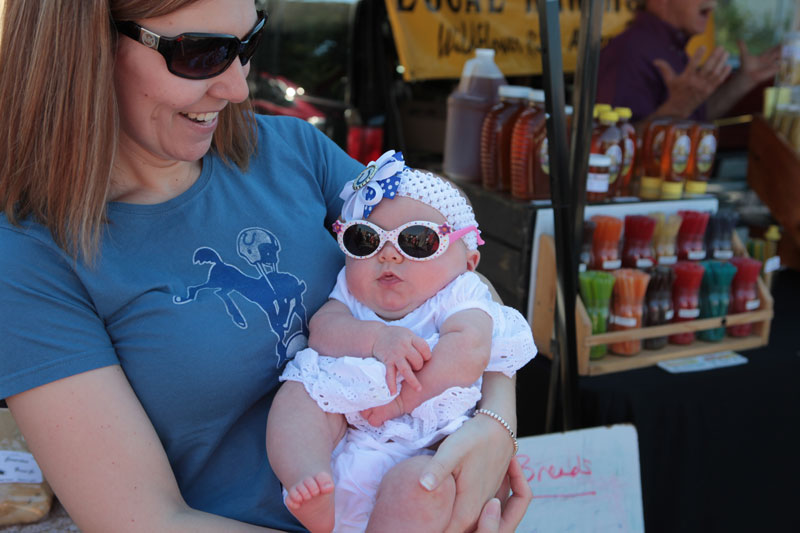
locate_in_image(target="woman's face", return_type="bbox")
[113,0,257,165]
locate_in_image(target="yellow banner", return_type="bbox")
[385,0,636,81]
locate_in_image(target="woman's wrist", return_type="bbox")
[474,408,519,455]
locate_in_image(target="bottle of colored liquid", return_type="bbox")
[586,153,611,203]
[580,219,596,273]
[764,225,782,278]
[509,90,546,199]
[590,215,623,271]
[643,266,675,350]
[651,212,682,266]
[578,270,616,360]
[622,215,657,269]
[480,85,531,192]
[685,121,718,196]
[705,210,738,261]
[697,260,737,342]
[639,117,672,200]
[614,107,637,197]
[660,120,694,199]
[669,261,706,345]
[443,48,507,183]
[609,269,651,356]
[530,105,571,201]
[677,210,710,261]
[591,111,624,196]
[727,257,763,337]
[629,122,647,197]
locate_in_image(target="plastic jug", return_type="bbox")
[443,48,506,183]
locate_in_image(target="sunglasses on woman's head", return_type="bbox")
[332,219,480,261]
[114,11,268,80]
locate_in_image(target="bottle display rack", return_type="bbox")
[537,232,774,376]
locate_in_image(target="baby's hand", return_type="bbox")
[360,397,404,427]
[372,326,432,395]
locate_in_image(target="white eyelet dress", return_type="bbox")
[279,267,537,532]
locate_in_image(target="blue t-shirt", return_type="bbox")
[0,115,363,529]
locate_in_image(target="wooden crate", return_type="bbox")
[747,114,800,271]
[536,232,774,376]
[575,279,773,376]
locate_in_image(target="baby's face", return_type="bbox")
[344,197,479,321]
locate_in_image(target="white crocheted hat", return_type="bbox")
[339,151,482,250]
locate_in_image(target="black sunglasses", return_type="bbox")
[115,11,267,80]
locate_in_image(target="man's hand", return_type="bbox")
[653,45,732,118]
[372,326,431,394]
[738,40,781,89]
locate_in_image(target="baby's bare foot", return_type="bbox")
[285,472,335,533]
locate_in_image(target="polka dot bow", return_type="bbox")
[340,150,406,221]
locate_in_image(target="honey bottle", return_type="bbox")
[509,89,546,200]
[532,106,573,202]
[660,120,694,200]
[586,153,611,203]
[614,107,636,197]
[480,86,532,192]
[639,117,672,200]
[685,121,718,196]
[591,111,623,196]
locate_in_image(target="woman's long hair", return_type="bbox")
[0,0,257,261]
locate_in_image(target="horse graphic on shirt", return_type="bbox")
[173,227,308,367]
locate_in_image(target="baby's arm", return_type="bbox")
[308,299,431,394]
[361,308,492,426]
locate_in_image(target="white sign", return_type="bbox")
[0,450,43,484]
[516,424,644,532]
[657,351,748,373]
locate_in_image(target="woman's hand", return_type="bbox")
[419,411,516,533]
[474,457,533,533]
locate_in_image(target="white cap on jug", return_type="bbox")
[530,89,546,102]
[498,85,533,99]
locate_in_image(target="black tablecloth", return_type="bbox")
[578,269,800,532]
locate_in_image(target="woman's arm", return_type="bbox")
[419,371,519,533]
[7,366,280,533]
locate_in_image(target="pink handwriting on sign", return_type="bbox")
[516,454,597,500]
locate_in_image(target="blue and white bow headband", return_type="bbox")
[340,150,406,221]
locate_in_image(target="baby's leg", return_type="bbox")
[366,454,456,533]
[267,381,346,533]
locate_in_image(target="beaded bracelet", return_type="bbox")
[474,408,519,455]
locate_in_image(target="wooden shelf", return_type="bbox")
[536,230,774,376]
[575,278,773,376]
[747,114,800,271]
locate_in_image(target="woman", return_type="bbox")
[0,0,530,531]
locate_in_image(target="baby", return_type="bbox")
[266,151,536,532]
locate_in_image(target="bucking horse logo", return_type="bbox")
[173,227,308,367]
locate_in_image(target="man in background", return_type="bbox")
[597,0,781,123]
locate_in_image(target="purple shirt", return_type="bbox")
[597,11,707,122]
